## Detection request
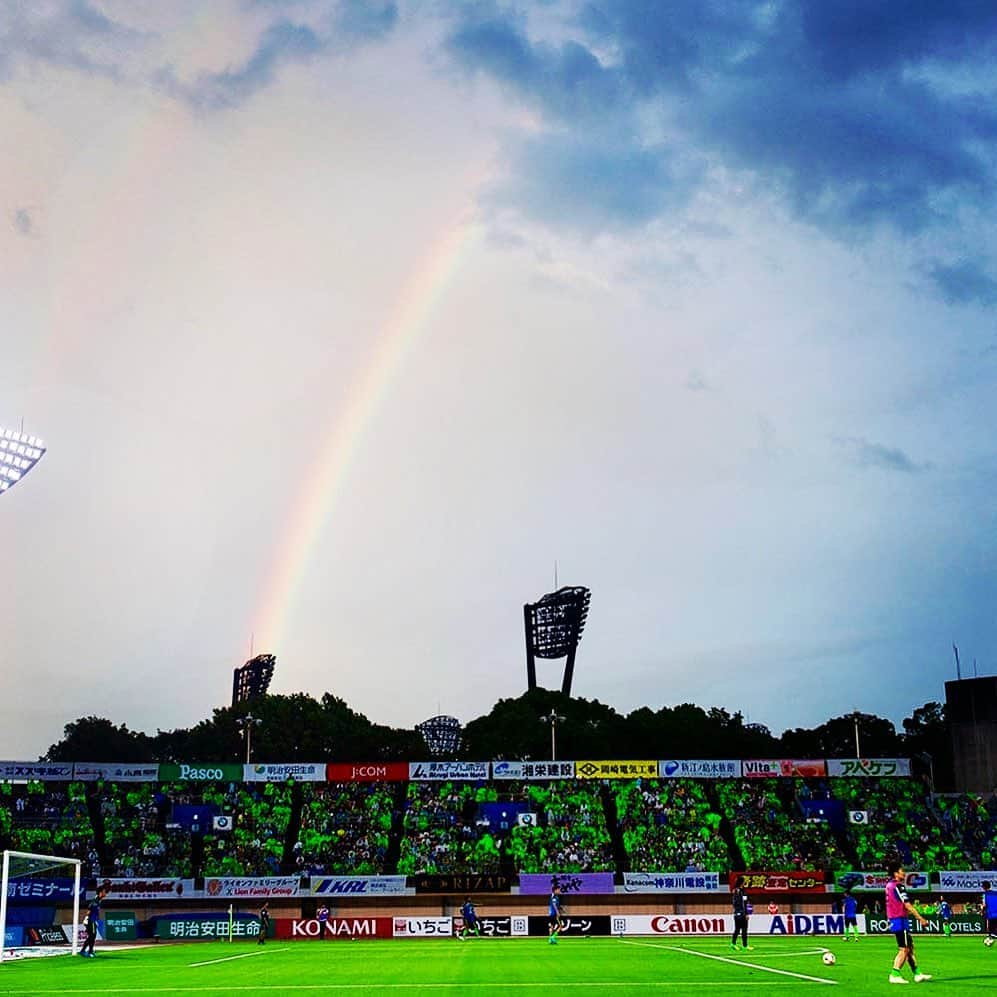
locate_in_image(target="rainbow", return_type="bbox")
[249,213,481,654]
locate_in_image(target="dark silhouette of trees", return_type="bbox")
[41,692,954,777]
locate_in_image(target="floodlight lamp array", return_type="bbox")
[0,428,46,494]
[528,586,591,659]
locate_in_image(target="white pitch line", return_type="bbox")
[619,939,836,985]
[0,985,832,995]
[189,947,289,967]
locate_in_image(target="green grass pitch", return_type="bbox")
[1,936,993,995]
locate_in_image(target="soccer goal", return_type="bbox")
[0,850,82,962]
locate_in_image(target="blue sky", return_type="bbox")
[2,1,995,758]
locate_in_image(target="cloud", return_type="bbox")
[333,0,398,42]
[925,258,997,307]
[492,132,699,234]
[0,0,140,80]
[158,20,324,108]
[442,1,997,238]
[837,437,932,474]
[12,208,33,237]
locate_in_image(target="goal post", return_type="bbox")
[0,850,83,962]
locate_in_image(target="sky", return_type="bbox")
[2,1,996,760]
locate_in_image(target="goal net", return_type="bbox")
[0,850,82,962]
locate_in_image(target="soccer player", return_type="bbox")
[937,895,953,938]
[317,903,330,939]
[458,896,480,940]
[80,884,108,957]
[982,880,997,942]
[843,890,859,941]
[548,885,564,945]
[886,862,931,984]
[730,876,752,951]
[257,902,270,945]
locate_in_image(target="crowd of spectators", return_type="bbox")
[505,781,613,873]
[0,781,95,872]
[1,776,991,879]
[397,782,500,874]
[831,778,974,871]
[714,779,844,871]
[296,783,395,875]
[616,778,729,872]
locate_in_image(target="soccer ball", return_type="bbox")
[985,936,994,948]
[822,952,836,966]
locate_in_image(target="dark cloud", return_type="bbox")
[333,0,398,41]
[838,437,931,474]
[164,21,323,108]
[444,1,997,238]
[12,208,33,237]
[447,14,623,120]
[0,0,138,80]
[493,132,698,234]
[925,259,997,307]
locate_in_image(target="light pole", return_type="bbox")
[540,709,565,761]
[236,714,262,764]
[852,711,862,758]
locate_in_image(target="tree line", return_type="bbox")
[41,689,953,788]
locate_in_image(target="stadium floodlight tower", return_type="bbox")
[523,586,591,696]
[232,653,276,706]
[0,426,46,496]
[417,715,462,757]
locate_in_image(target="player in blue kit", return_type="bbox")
[938,896,953,938]
[458,897,480,940]
[548,885,564,944]
[982,881,997,943]
[843,891,859,941]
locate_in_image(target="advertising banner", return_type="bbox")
[836,871,929,893]
[623,872,722,893]
[203,876,300,899]
[277,917,392,940]
[613,914,734,936]
[826,758,911,777]
[741,760,783,778]
[72,763,159,782]
[154,916,260,940]
[309,876,409,897]
[103,878,192,900]
[491,761,575,780]
[5,878,78,904]
[408,761,489,781]
[103,913,137,941]
[463,916,529,937]
[159,762,244,782]
[731,871,825,892]
[612,913,861,937]
[742,759,826,778]
[526,915,611,937]
[518,873,615,896]
[574,760,658,779]
[866,914,984,935]
[326,762,409,782]
[938,870,997,892]
[392,917,452,937]
[658,760,740,779]
[0,761,73,781]
[4,927,24,947]
[25,926,70,946]
[414,873,512,894]
[243,763,325,782]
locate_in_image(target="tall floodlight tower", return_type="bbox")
[523,586,591,696]
[0,427,46,496]
[232,654,276,706]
